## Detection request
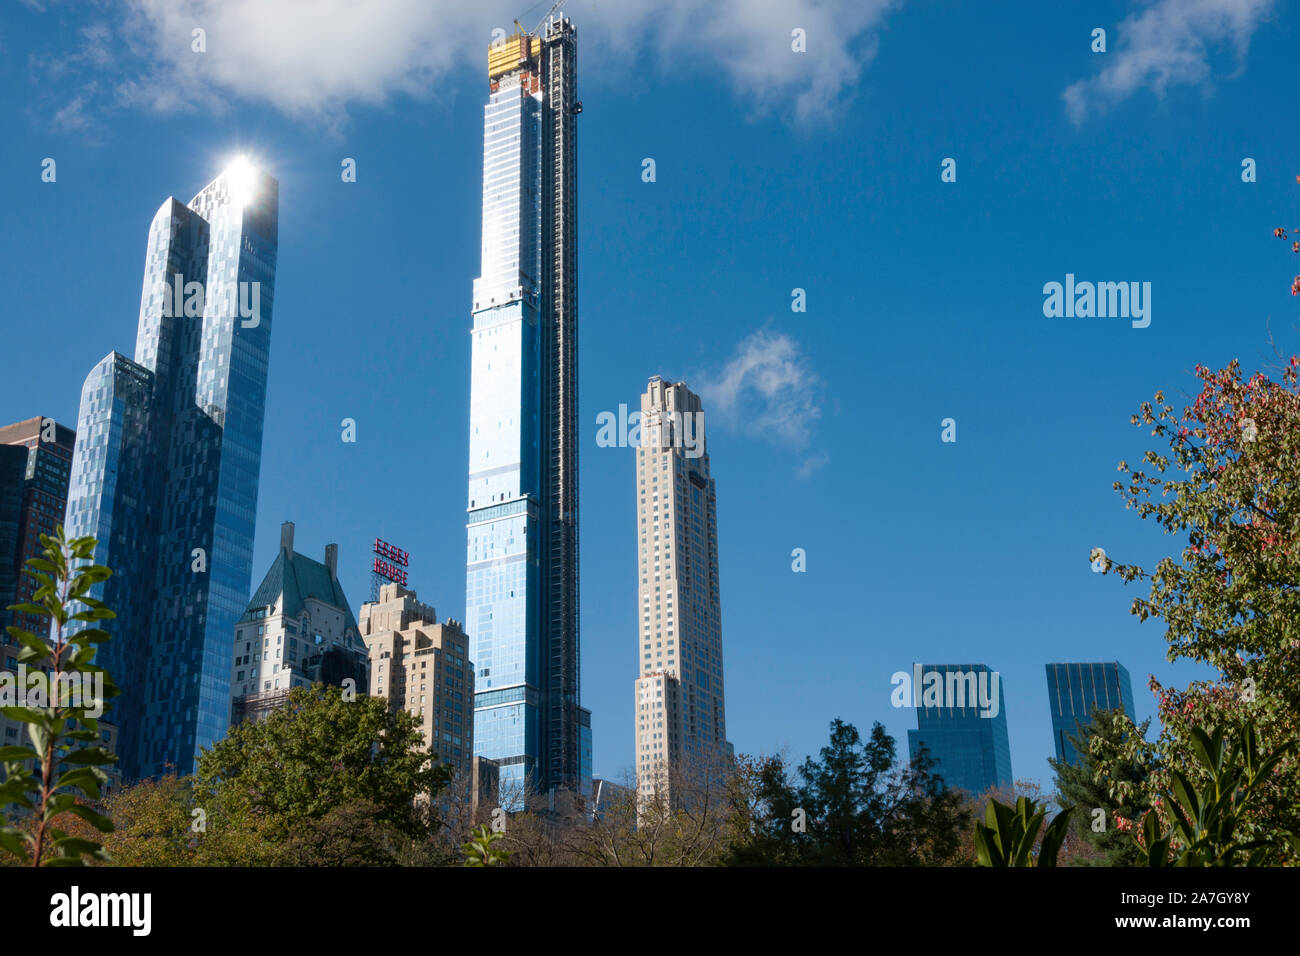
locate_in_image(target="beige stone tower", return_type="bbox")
[633,377,729,807]
[361,583,475,775]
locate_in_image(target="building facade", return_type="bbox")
[633,378,729,806]
[465,17,589,806]
[1045,661,1135,766]
[0,417,76,640]
[362,582,475,776]
[64,158,278,780]
[907,663,1012,796]
[0,417,121,792]
[230,522,367,725]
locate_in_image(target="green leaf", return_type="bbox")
[0,829,32,862]
[1038,806,1074,867]
[58,748,116,766]
[54,767,105,797]
[65,803,114,834]
[1,705,46,725]
[5,603,50,617]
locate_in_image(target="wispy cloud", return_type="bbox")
[795,451,829,479]
[1063,0,1275,125]
[23,0,904,133]
[697,329,823,455]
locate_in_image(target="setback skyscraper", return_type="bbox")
[634,377,729,806]
[65,158,278,780]
[465,17,588,806]
[361,582,474,775]
[1045,661,1135,766]
[907,663,1012,796]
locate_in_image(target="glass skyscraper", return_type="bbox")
[0,417,76,640]
[907,663,1012,796]
[1045,661,1134,766]
[466,17,588,807]
[65,159,278,781]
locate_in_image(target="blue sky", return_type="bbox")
[2,0,1297,791]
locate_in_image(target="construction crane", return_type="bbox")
[507,1,581,114]
[515,0,567,37]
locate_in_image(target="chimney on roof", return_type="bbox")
[280,521,295,553]
[325,543,338,578]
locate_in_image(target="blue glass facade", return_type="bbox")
[64,161,278,780]
[907,663,1013,796]
[1045,661,1134,766]
[0,417,77,641]
[467,20,586,805]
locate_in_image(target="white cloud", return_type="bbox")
[795,451,829,479]
[1063,0,1275,125]
[52,94,94,132]
[29,0,902,129]
[697,329,822,451]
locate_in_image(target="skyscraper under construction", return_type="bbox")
[465,15,590,806]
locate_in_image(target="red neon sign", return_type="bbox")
[373,538,408,567]
[373,557,408,586]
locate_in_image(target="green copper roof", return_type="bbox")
[239,547,358,631]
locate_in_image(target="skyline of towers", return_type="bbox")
[64,158,278,780]
[634,377,729,805]
[1,50,1137,800]
[465,16,589,805]
[1045,661,1135,766]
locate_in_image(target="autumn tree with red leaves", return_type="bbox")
[1094,348,1300,859]
[1084,207,1300,862]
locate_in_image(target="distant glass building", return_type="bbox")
[0,417,107,778]
[907,663,1012,796]
[64,158,278,780]
[1045,661,1134,766]
[465,17,588,806]
[0,416,76,640]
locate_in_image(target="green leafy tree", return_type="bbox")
[974,796,1072,867]
[1050,707,1153,866]
[463,823,510,866]
[280,799,413,866]
[195,684,452,856]
[727,719,967,866]
[0,527,118,866]
[1100,354,1300,859]
[97,774,195,866]
[1133,723,1297,866]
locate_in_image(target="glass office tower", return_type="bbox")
[0,416,77,640]
[466,17,587,806]
[1045,661,1135,766]
[65,159,278,780]
[907,663,1013,796]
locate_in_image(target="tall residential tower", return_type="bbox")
[634,378,729,806]
[466,17,589,806]
[65,158,278,780]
